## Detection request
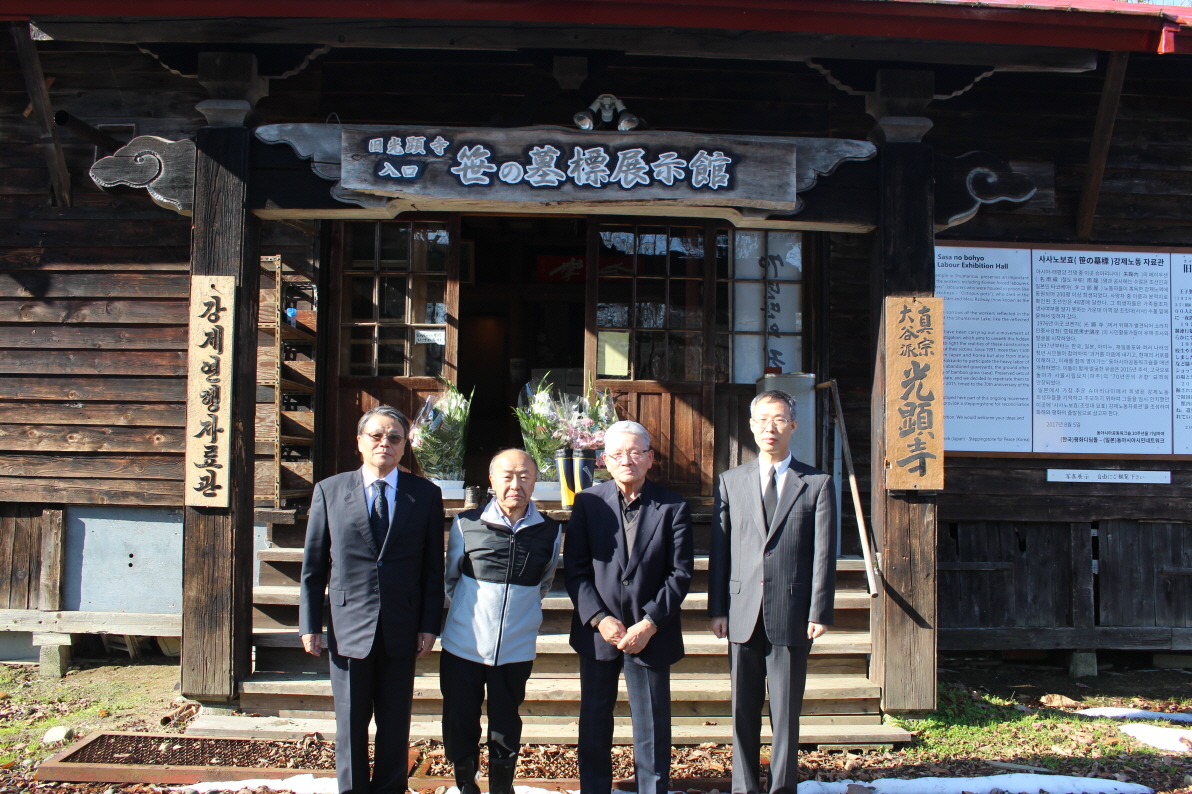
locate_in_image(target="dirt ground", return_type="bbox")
[2,649,1192,793]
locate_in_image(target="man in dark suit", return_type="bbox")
[300,405,445,794]
[709,389,837,794]
[565,420,694,794]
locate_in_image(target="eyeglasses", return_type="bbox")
[605,450,651,463]
[750,418,792,430]
[363,432,405,445]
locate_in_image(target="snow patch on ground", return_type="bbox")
[1118,722,1192,753]
[177,774,1153,794]
[1077,707,1192,724]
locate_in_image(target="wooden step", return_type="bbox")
[250,630,871,656]
[188,714,911,746]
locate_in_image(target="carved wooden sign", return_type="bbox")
[339,124,801,212]
[884,296,944,490]
[185,276,236,507]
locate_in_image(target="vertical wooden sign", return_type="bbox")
[884,296,944,490]
[185,276,236,507]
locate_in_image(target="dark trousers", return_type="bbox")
[440,649,533,764]
[578,653,671,794]
[729,618,810,794]
[329,622,417,794]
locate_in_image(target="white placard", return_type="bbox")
[1032,250,1171,454]
[1174,254,1192,453]
[1047,469,1171,484]
[936,246,1033,452]
[414,328,446,345]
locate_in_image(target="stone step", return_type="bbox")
[187,714,912,746]
[250,630,872,656]
[252,586,874,612]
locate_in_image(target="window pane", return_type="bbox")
[349,222,376,268]
[668,227,703,278]
[346,326,373,376]
[411,340,444,377]
[716,229,731,279]
[734,230,765,280]
[765,231,802,281]
[597,278,632,328]
[411,276,447,323]
[765,333,802,373]
[598,226,635,276]
[765,282,801,333]
[377,327,406,376]
[733,281,763,332]
[415,223,450,273]
[715,282,730,331]
[667,331,702,381]
[379,277,407,321]
[379,223,409,270]
[636,279,666,329]
[733,334,763,384]
[634,330,666,380]
[714,332,730,383]
[669,279,703,330]
[597,330,631,378]
[637,226,668,277]
[349,277,374,320]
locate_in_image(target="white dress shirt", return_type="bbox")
[758,453,793,499]
[361,467,399,521]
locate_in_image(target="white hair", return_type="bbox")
[604,420,650,449]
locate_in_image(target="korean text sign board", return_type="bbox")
[185,276,235,507]
[339,125,799,212]
[885,296,945,490]
[936,246,1191,454]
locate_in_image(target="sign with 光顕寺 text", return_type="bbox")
[185,276,236,507]
[339,125,800,212]
[884,296,945,490]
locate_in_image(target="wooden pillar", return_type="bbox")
[867,69,938,713]
[181,124,260,701]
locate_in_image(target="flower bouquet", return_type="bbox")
[558,385,618,451]
[513,374,568,480]
[409,379,473,482]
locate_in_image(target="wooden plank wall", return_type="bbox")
[0,38,198,507]
[0,503,62,610]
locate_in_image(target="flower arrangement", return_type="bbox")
[557,379,618,451]
[409,379,473,482]
[513,374,568,479]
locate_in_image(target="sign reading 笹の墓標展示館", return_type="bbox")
[338,125,800,212]
[936,244,1192,455]
[884,296,945,490]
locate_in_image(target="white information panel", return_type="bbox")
[1046,469,1171,484]
[935,247,1032,452]
[1175,254,1192,454]
[1032,250,1171,454]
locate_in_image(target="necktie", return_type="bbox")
[763,466,778,529]
[371,480,389,551]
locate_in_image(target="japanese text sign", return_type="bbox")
[185,276,236,507]
[884,296,945,490]
[339,125,800,212]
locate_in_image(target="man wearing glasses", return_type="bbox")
[709,390,837,794]
[564,420,694,794]
[300,405,445,794]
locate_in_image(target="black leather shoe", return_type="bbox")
[488,758,517,794]
[454,757,481,794]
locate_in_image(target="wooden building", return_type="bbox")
[0,0,1190,745]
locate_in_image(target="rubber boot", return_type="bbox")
[488,758,517,794]
[453,757,481,794]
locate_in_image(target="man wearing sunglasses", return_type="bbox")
[300,405,446,794]
[564,420,693,794]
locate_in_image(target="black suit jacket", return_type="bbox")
[564,479,693,667]
[299,467,445,659]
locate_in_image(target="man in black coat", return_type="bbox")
[565,420,694,794]
[300,405,445,794]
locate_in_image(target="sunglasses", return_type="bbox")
[362,432,405,445]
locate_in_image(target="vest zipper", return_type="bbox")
[492,529,515,665]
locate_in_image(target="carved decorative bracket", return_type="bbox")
[90,136,197,215]
[935,151,1037,230]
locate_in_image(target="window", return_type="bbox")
[715,230,803,384]
[596,224,705,381]
[342,221,449,377]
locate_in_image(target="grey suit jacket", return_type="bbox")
[299,467,445,659]
[708,457,837,646]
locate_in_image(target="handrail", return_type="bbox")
[817,379,880,598]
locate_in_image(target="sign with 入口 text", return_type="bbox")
[339,125,800,212]
[885,296,945,490]
[185,276,236,507]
